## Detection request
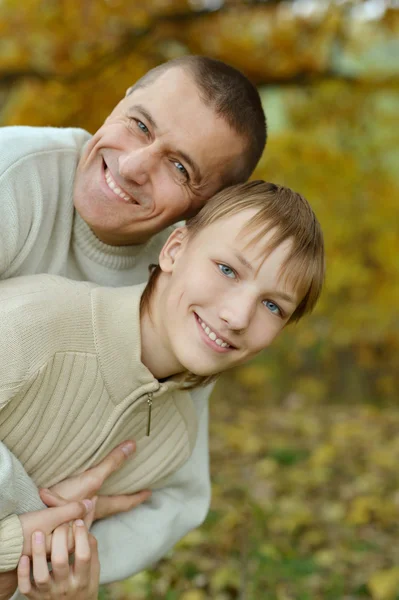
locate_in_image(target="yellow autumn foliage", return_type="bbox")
[1,2,398,599]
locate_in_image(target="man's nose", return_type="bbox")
[118,146,157,185]
[219,293,256,333]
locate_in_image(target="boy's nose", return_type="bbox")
[219,295,255,333]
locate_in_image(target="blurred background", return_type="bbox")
[1,0,398,598]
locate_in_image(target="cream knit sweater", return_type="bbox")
[0,126,211,587]
[0,275,197,571]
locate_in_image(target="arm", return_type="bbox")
[0,441,93,576]
[0,143,36,279]
[0,442,47,572]
[91,384,212,584]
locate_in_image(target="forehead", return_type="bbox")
[118,68,245,187]
[192,210,293,272]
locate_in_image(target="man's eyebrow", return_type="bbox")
[233,251,297,305]
[127,104,202,183]
[129,104,158,130]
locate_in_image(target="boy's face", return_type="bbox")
[157,210,301,377]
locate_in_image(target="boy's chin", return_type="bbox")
[183,364,219,378]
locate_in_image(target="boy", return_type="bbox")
[0,180,324,580]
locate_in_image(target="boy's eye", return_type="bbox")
[263,300,281,316]
[218,263,236,278]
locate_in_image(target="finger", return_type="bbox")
[95,489,152,519]
[73,520,91,583]
[39,487,68,508]
[83,495,98,530]
[88,534,100,593]
[31,531,50,592]
[17,555,32,595]
[40,499,92,532]
[87,440,136,488]
[51,523,70,583]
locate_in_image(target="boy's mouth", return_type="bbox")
[195,314,236,349]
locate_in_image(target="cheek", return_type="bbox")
[247,319,283,353]
[168,269,209,314]
[156,171,195,214]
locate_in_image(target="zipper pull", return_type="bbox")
[146,393,153,437]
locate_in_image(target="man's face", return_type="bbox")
[156,211,300,377]
[74,67,246,246]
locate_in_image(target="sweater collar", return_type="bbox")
[73,211,162,270]
[91,283,183,402]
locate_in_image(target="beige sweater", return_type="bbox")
[0,126,211,586]
[0,274,197,571]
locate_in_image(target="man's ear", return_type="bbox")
[125,86,133,97]
[159,227,188,274]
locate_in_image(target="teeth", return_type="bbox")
[199,317,231,348]
[105,168,133,202]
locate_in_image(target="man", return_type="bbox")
[0,55,266,592]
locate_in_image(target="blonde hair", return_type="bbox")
[141,180,325,388]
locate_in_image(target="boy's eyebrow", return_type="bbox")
[233,251,254,272]
[233,251,297,305]
[272,291,297,305]
[127,104,202,182]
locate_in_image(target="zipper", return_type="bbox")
[146,392,153,437]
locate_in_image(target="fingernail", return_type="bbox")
[34,531,44,544]
[75,519,85,527]
[83,499,93,511]
[121,441,135,457]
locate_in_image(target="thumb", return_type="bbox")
[38,500,92,532]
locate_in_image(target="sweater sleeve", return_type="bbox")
[0,128,42,278]
[0,169,36,278]
[91,384,212,584]
[0,442,46,572]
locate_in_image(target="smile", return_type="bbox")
[196,315,234,349]
[104,166,137,204]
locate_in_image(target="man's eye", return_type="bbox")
[136,120,149,134]
[218,264,236,278]
[263,300,281,316]
[173,161,188,178]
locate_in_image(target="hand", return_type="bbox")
[0,569,17,600]
[40,440,152,522]
[17,521,100,599]
[19,498,95,556]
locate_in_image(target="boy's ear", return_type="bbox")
[159,227,188,273]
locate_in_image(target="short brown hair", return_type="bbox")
[129,56,267,185]
[141,181,324,388]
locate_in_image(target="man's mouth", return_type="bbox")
[104,164,138,205]
[196,314,236,349]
